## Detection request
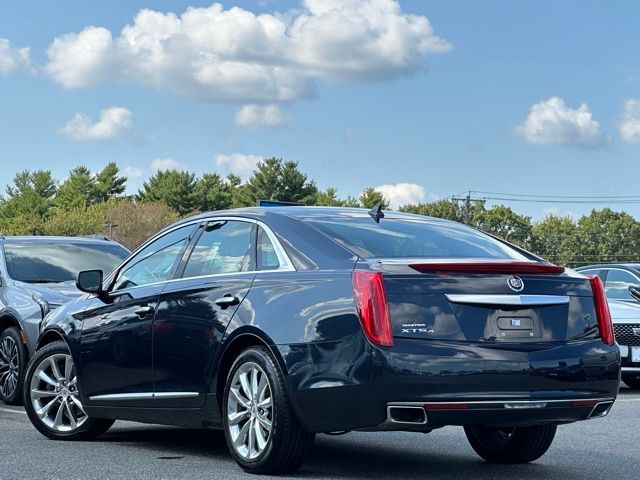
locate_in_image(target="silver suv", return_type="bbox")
[0,236,129,404]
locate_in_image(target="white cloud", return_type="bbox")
[45,27,114,88]
[516,97,603,148]
[122,165,145,178]
[43,1,451,103]
[214,153,262,180]
[151,158,186,172]
[0,38,31,74]
[620,99,640,143]
[374,182,431,209]
[60,107,134,140]
[234,104,294,127]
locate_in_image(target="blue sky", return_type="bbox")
[0,0,639,218]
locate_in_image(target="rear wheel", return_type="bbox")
[464,425,557,463]
[622,374,640,390]
[0,327,27,405]
[23,341,114,440]
[222,346,315,474]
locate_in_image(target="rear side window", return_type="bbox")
[309,216,529,260]
[182,220,254,278]
[257,227,280,271]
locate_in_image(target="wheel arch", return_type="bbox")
[0,313,22,334]
[36,328,69,351]
[213,327,289,413]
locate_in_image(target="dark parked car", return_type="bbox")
[24,208,620,474]
[0,236,129,404]
[575,264,640,389]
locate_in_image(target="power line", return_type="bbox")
[470,190,640,200]
[483,196,640,204]
[442,191,640,205]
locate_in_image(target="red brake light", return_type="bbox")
[352,270,393,347]
[408,262,564,275]
[588,275,615,346]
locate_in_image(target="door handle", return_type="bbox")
[134,305,155,317]
[214,295,240,309]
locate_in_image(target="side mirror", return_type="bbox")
[629,285,640,301]
[76,270,104,294]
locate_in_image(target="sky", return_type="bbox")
[0,0,639,219]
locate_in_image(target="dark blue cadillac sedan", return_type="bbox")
[23,207,620,474]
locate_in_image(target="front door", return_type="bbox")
[79,222,198,407]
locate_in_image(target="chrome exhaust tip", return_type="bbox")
[387,405,428,425]
[589,401,614,419]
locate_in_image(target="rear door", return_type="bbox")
[152,219,256,408]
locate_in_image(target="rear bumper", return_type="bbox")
[278,333,621,433]
[379,398,614,431]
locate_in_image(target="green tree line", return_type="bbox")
[0,158,637,267]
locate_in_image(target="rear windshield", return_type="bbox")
[309,216,529,260]
[3,242,129,283]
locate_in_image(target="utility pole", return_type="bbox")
[451,191,483,225]
[104,222,118,240]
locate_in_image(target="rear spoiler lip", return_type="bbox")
[405,261,565,275]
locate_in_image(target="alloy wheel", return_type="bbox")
[29,354,87,432]
[0,336,19,398]
[226,361,274,460]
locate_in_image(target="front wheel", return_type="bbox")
[222,346,315,474]
[23,341,114,440]
[0,327,27,405]
[464,425,557,463]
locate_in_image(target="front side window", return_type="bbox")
[182,220,254,278]
[3,242,129,284]
[605,269,640,300]
[112,224,196,291]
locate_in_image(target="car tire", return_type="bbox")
[23,341,114,441]
[222,345,315,474]
[622,374,640,390]
[0,326,27,405]
[464,425,557,463]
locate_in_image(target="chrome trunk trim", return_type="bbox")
[445,294,570,307]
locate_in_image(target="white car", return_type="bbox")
[608,299,640,389]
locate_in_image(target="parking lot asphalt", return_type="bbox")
[1,386,637,480]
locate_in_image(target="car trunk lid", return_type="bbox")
[362,259,598,344]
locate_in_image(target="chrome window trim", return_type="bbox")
[104,215,295,296]
[445,294,570,307]
[89,392,199,401]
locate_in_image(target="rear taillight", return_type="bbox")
[588,275,615,346]
[352,270,393,347]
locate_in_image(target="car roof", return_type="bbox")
[0,235,123,246]
[169,206,445,228]
[576,263,640,271]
